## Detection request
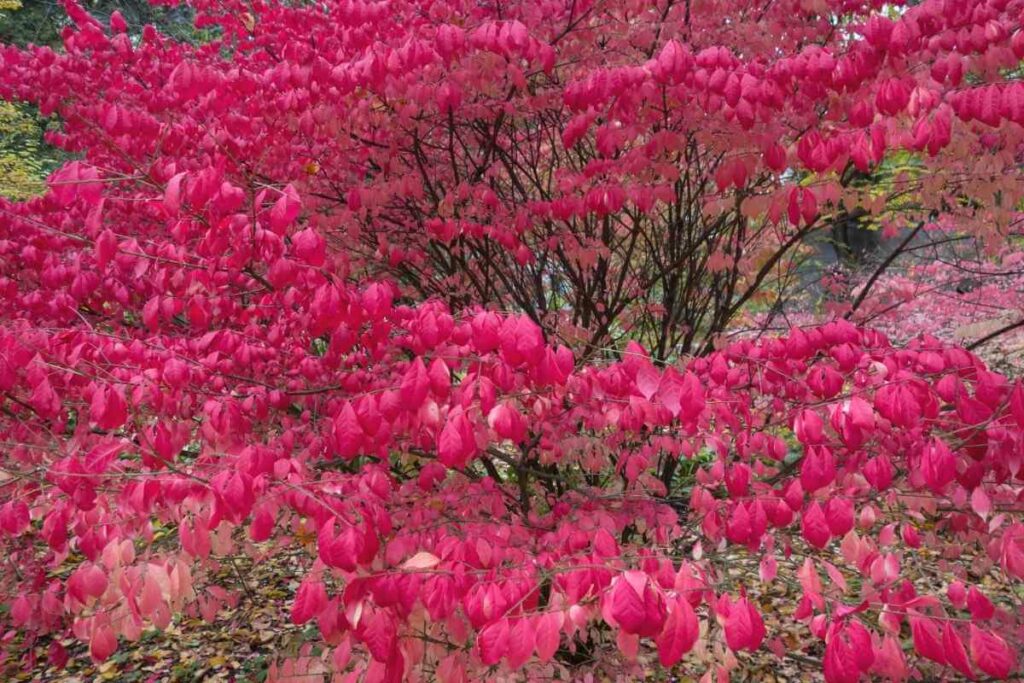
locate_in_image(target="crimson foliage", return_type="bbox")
[2,0,1024,680]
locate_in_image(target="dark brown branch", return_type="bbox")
[844,220,923,319]
[966,317,1024,351]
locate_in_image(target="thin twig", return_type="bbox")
[966,317,1024,351]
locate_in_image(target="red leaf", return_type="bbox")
[89,385,127,430]
[29,377,60,418]
[89,624,117,663]
[794,408,824,445]
[656,596,699,666]
[220,471,254,519]
[942,623,975,679]
[721,595,765,652]
[437,414,468,468]
[616,629,640,660]
[487,402,526,443]
[362,611,397,662]
[801,501,831,549]
[969,625,1015,679]
[863,455,893,491]
[249,506,275,542]
[291,577,328,625]
[608,571,666,637]
[269,184,302,234]
[323,521,362,572]
[505,618,534,670]
[292,226,326,266]
[332,402,364,460]
[823,632,859,683]
[800,446,836,492]
[94,228,116,268]
[797,559,823,609]
[658,369,702,420]
[400,358,430,406]
[910,616,946,665]
[1010,380,1024,428]
[592,528,620,558]
[0,500,29,536]
[608,573,647,635]
[1001,523,1024,579]
[823,621,873,683]
[49,641,68,669]
[69,564,108,605]
[967,586,995,621]
[824,497,854,537]
[478,619,509,666]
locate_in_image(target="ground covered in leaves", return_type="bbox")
[7,549,313,683]
[7,525,1023,682]
[4,344,1022,682]
[7,319,1024,683]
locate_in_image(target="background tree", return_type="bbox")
[1,0,196,47]
[0,0,199,201]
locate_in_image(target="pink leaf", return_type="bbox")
[533,612,561,663]
[920,439,956,493]
[269,184,302,234]
[402,551,441,570]
[635,363,661,400]
[592,527,620,558]
[971,487,992,521]
[163,172,186,215]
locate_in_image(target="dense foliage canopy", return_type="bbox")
[2,0,1024,680]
